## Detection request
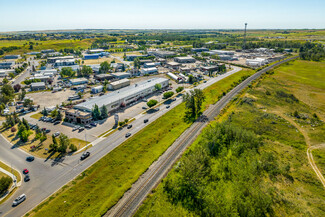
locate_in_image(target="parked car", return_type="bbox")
[80,151,90,160]
[90,122,97,127]
[72,126,80,131]
[125,133,131,138]
[142,106,147,109]
[127,124,132,129]
[144,119,149,123]
[23,169,29,174]
[85,124,91,129]
[26,156,34,162]
[166,105,170,109]
[45,129,51,133]
[12,194,26,206]
[78,127,85,132]
[53,132,60,137]
[54,121,61,125]
[24,175,30,182]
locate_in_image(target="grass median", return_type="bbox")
[27,68,256,217]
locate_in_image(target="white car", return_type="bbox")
[12,194,26,206]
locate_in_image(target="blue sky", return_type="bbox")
[0,0,324,32]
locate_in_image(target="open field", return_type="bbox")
[82,56,122,65]
[0,39,95,56]
[26,68,258,217]
[136,60,325,216]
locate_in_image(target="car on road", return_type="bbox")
[144,119,149,123]
[90,122,97,127]
[155,108,160,111]
[125,132,131,138]
[79,127,85,132]
[166,105,170,109]
[142,106,147,109]
[53,132,60,137]
[127,124,132,129]
[23,169,29,174]
[12,194,26,206]
[85,124,91,129]
[80,151,90,160]
[24,175,30,182]
[26,156,34,162]
[204,80,207,83]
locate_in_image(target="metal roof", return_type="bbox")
[74,77,168,111]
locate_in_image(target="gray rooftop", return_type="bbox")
[75,77,168,111]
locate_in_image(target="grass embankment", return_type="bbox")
[1,126,88,159]
[30,113,43,120]
[313,148,325,177]
[136,60,325,216]
[0,161,21,183]
[26,69,256,217]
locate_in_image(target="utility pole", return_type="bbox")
[243,23,248,50]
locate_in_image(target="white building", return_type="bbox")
[91,85,103,94]
[246,58,267,67]
[141,67,158,75]
[74,77,169,113]
[108,79,130,90]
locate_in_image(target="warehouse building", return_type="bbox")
[201,65,219,73]
[88,49,104,53]
[48,56,74,63]
[91,85,103,94]
[191,48,209,52]
[126,54,149,61]
[70,78,88,85]
[148,50,175,58]
[166,61,180,70]
[4,55,20,59]
[0,62,14,69]
[141,67,158,75]
[174,56,196,63]
[65,109,92,125]
[83,54,99,60]
[54,59,76,67]
[0,70,8,77]
[108,79,130,90]
[31,82,46,91]
[74,77,169,113]
[30,75,50,82]
[94,73,114,81]
[143,62,160,68]
[111,72,131,79]
[246,58,267,67]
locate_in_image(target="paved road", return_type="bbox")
[11,57,39,86]
[107,56,298,217]
[0,66,241,217]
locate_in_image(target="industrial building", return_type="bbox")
[111,63,125,71]
[167,72,181,82]
[191,48,209,52]
[83,54,100,60]
[126,54,149,61]
[0,62,14,69]
[166,61,180,70]
[143,62,160,68]
[174,56,196,63]
[70,78,88,85]
[65,109,92,125]
[41,49,55,53]
[94,74,114,81]
[4,55,20,59]
[148,50,175,58]
[88,49,104,53]
[141,67,158,75]
[246,58,267,67]
[108,79,130,90]
[0,70,8,77]
[47,56,74,64]
[31,82,46,91]
[91,85,103,94]
[54,59,76,67]
[201,65,219,73]
[74,77,169,113]
[111,72,131,79]
[30,75,50,82]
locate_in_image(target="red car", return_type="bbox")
[23,169,29,174]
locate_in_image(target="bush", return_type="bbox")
[147,99,158,108]
[163,91,174,99]
[0,176,12,195]
[176,86,184,93]
[69,144,77,152]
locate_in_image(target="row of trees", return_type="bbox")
[50,134,77,154]
[0,176,12,195]
[183,89,205,118]
[299,42,325,61]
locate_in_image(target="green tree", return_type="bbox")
[134,58,141,69]
[78,65,93,77]
[69,144,77,152]
[99,61,110,74]
[163,91,174,99]
[176,86,184,93]
[0,177,12,195]
[92,104,101,120]
[42,107,48,116]
[183,89,205,118]
[3,78,9,84]
[147,99,158,108]
[58,134,70,154]
[23,98,34,109]
[60,67,75,78]
[56,110,62,121]
[0,84,14,104]
[100,105,108,119]
[154,83,162,91]
[188,74,194,84]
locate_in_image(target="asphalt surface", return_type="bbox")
[0,66,241,217]
[107,56,298,217]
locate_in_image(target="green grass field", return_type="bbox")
[26,68,256,217]
[136,60,325,216]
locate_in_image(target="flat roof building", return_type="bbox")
[0,62,14,69]
[83,54,99,60]
[111,72,131,79]
[141,67,158,75]
[108,79,130,90]
[48,56,74,63]
[148,50,175,58]
[70,78,88,85]
[65,109,92,125]
[74,77,169,113]
[94,73,114,81]
[191,48,209,52]
[174,56,196,63]
[91,85,103,94]
[31,82,46,91]
[4,55,20,59]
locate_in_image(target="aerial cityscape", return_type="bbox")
[0,0,325,217]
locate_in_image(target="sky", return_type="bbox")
[0,0,324,32]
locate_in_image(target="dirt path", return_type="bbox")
[273,111,325,188]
